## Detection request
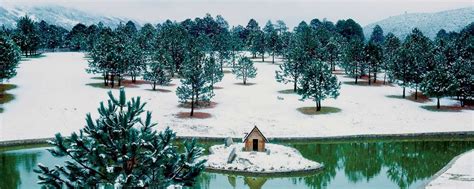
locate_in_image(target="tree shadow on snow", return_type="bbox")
[234,82,256,86]
[178,101,218,109]
[175,112,212,119]
[86,82,139,89]
[342,81,394,87]
[277,89,297,94]
[420,105,463,112]
[145,88,172,93]
[297,106,341,115]
[386,92,431,103]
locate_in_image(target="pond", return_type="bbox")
[1,139,473,189]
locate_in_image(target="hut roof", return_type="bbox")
[243,126,269,142]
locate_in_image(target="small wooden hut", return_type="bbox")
[243,126,268,152]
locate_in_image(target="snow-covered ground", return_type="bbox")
[425,150,474,189]
[0,52,473,141]
[205,143,322,173]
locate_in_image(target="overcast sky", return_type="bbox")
[2,0,473,28]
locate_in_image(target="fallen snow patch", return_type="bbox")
[205,143,322,174]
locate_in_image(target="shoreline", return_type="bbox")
[422,149,474,189]
[1,130,473,147]
[205,165,325,177]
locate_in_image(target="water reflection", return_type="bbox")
[1,140,473,189]
[194,140,474,189]
[0,150,39,189]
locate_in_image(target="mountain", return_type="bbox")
[0,5,131,30]
[364,7,474,40]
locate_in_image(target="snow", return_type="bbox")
[205,143,322,173]
[0,52,473,141]
[425,150,474,189]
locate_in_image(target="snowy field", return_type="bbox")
[205,143,322,173]
[425,150,474,189]
[0,52,473,141]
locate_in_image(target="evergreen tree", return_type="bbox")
[12,15,40,56]
[297,60,341,111]
[204,55,224,88]
[263,20,279,63]
[157,21,189,76]
[232,56,257,85]
[144,48,172,91]
[87,27,117,87]
[369,25,384,45]
[67,23,88,51]
[392,48,412,98]
[420,53,458,109]
[229,26,244,67]
[137,23,157,55]
[364,42,383,84]
[325,37,340,71]
[342,39,364,84]
[0,35,22,84]
[249,30,265,61]
[404,28,434,99]
[335,19,365,42]
[275,36,306,92]
[244,19,260,58]
[35,88,205,188]
[382,33,401,84]
[451,57,472,107]
[275,20,288,35]
[176,41,214,116]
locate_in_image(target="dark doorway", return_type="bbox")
[253,139,258,151]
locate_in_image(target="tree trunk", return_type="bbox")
[383,74,386,85]
[293,78,297,92]
[118,74,122,87]
[355,74,358,84]
[461,96,466,107]
[437,97,440,109]
[111,74,115,88]
[152,81,156,91]
[373,71,377,83]
[103,73,108,86]
[262,53,264,62]
[402,87,405,98]
[415,86,418,100]
[316,100,321,111]
[272,52,275,64]
[190,93,195,117]
[368,69,371,85]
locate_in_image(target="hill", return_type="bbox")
[364,7,474,39]
[0,5,130,29]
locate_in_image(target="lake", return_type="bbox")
[1,138,473,189]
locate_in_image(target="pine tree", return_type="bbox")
[404,28,434,99]
[12,15,40,56]
[67,23,88,51]
[342,39,364,84]
[364,42,383,85]
[297,60,341,111]
[420,53,458,109]
[392,48,412,98]
[232,56,257,85]
[144,48,172,91]
[229,26,244,67]
[35,88,206,188]
[325,37,340,71]
[382,33,401,84]
[275,36,306,92]
[0,35,22,84]
[264,20,279,63]
[369,25,384,45]
[204,55,224,88]
[176,42,214,116]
